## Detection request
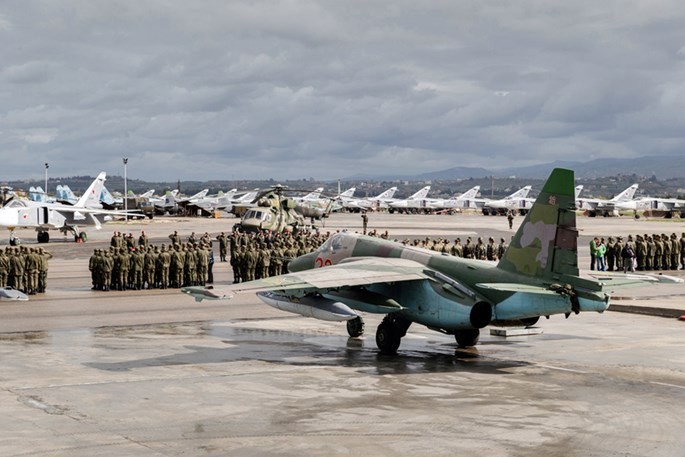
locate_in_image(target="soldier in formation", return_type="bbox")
[227,230,327,283]
[90,231,214,291]
[0,246,52,294]
[595,232,684,272]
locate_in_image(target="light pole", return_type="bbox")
[123,158,128,222]
[44,163,49,199]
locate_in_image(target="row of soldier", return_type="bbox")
[400,236,508,261]
[0,246,52,295]
[96,229,508,290]
[227,230,329,283]
[89,242,214,291]
[593,233,685,272]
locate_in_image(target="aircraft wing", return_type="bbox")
[183,257,429,302]
[48,205,138,218]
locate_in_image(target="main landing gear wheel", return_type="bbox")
[454,329,480,347]
[346,316,365,338]
[37,231,50,243]
[375,315,412,354]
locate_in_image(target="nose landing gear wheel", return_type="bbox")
[346,316,365,338]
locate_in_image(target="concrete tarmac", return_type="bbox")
[1,212,685,456]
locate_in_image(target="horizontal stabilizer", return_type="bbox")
[589,272,684,287]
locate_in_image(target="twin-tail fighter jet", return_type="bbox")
[0,172,134,243]
[184,169,681,354]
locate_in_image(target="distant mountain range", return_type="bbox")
[349,155,685,181]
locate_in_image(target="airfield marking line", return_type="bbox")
[649,381,685,390]
[535,364,588,374]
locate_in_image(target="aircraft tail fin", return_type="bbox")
[339,187,356,198]
[376,187,398,199]
[459,185,480,200]
[611,184,638,202]
[302,187,324,200]
[507,185,532,199]
[496,168,578,278]
[409,186,431,200]
[76,172,107,208]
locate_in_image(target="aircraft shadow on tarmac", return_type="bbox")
[85,326,529,375]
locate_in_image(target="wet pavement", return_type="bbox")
[1,212,685,456]
[2,311,685,456]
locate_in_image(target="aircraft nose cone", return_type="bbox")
[288,252,316,273]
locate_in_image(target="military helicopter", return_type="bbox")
[234,185,332,233]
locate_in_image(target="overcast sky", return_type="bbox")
[2,1,685,182]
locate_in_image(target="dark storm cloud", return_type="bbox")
[1,1,685,182]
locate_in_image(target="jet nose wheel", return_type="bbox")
[346,316,365,338]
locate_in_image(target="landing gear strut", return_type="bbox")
[375,314,412,354]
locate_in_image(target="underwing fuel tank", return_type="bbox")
[256,292,358,322]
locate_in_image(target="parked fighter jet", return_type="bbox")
[179,189,239,215]
[426,185,485,211]
[342,186,398,211]
[0,172,132,242]
[614,196,685,218]
[576,183,639,217]
[482,185,533,215]
[387,186,432,213]
[184,168,681,354]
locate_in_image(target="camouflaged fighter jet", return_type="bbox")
[183,168,682,354]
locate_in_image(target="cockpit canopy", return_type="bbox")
[243,209,272,223]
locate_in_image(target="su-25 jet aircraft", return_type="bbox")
[184,168,681,354]
[0,172,132,243]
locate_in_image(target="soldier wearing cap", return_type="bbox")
[450,238,463,257]
[485,237,496,260]
[497,238,507,260]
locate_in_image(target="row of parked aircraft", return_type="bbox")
[2,172,685,244]
[317,182,685,218]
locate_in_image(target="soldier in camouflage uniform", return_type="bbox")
[102,251,113,291]
[645,235,655,271]
[497,238,507,261]
[89,249,100,290]
[196,244,209,286]
[670,233,680,270]
[0,249,8,287]
[450,238,463,257]
[10,248,25,292]
[144,246,157,289]
[160,246,171,289]
[132,248,145,290]
[217,232,228,262]
[661,233,671,270]
[635,235,646,271]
